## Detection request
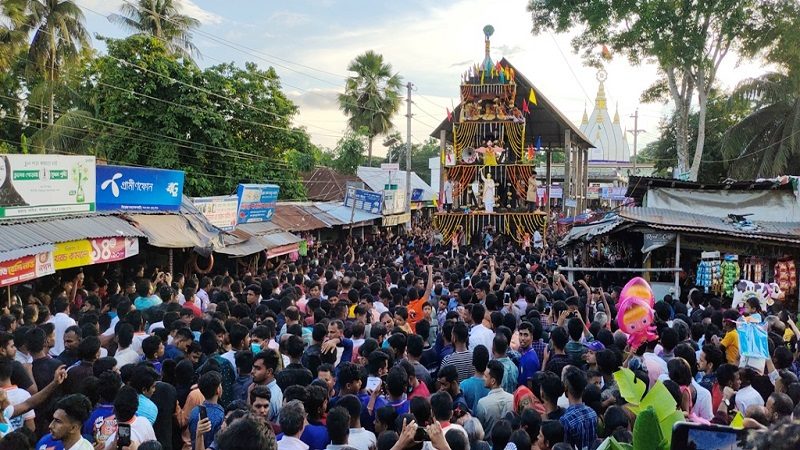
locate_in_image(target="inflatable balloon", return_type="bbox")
[616,277,658,350]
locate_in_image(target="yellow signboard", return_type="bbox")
[54,240,93,270]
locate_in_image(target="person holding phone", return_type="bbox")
[189,372,224,450]
[104,386,156,450]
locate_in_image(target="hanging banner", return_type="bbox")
[641,232,676,253]
[193,195,239,231]
[0,154,95,219]
[90,237,140,264]
[0,252,55,287]
[53,240,93,270]
[236,184,279,224]
[344,187,383,215]
[587,183,601,200]
[96,165,184,211]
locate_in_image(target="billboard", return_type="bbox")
[236,184,279,224]
[0,154,95,219]
[96,165,184,211]
[344,187,383,215]
[193,195,239,231]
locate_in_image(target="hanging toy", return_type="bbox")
[616,277,658,350]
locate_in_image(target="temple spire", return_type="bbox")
[581,104,589,125]
[595,69,608,110]
[613,102,620,123]
[481,25,495,70]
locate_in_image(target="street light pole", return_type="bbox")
[405,82,413,231]
[627,108,645,174]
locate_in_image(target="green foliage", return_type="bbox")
[332,132,366,175]
[638,92,749,182]
[338,50,403,165]
[108,0,201,62]
[632,407,666,450]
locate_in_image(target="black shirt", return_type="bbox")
[4,357,34,390]
[152,381,178,450]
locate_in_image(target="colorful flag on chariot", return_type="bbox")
[522,99,530,115]
[536,135,543,152]
[446,108,453,122]
[527,145,534,160]
[529,88,538,106]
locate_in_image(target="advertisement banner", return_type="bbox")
[587,183,601,200]
[193,195,239,231]
[0,252,55,287]
[96,165,184,211]
[236,184,279,224]
[54,240,93,271]
[0,154,95,219]
[344,187,383,215]
[90,237,139,264]
[411,189,424,202]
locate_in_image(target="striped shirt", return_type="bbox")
[441,349,474,382]
[559,404,597,450]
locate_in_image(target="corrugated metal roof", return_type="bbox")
[0,215,145,261]
[271,204,330,232]
[301,167,361,202]
[559,215,627,247]
[618,207,800,244]
[314,203,382,225]
[129,214,221,249]
[236,222,283,236]
[357,167,437,201]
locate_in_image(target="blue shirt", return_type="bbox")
[137,394,159,425]
[35,433,64,450]
[357,392,388,432]
[82,403,114,442]
[496,356,519,394]
[300,421,330,450]
[134,295,162,311]
[518,346,541,387]
[189,401,225,450]
[164,344,185,361]
[387,396,410,415]
[559,404,598,450]
[460,375,489,413]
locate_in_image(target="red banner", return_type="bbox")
[90,237,139,264]
[0,252,55,287]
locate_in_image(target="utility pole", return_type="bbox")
[405,82,413,231]
[627,109,645,175]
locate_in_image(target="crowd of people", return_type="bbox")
[0,225,797,450]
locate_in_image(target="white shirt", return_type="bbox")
[103,416,156,450]
[347,428,376,450]
[691,379,713,420]
[148,321,165,333]
[4,386,34,430]
[14,351,32,365]
[68,438,94,450]
[131,332,148,356]
[49,312,77,356]
[114,347,142,368]
[278,436,309,450]
[197,289,210,312]
[102,316,120,337]
[735,385,764,413]
[469,324,494,351]
[221,350,236,371]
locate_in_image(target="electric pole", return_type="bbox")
[405,82,413,230]
[627,109,645,174]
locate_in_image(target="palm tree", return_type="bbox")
[338,50,403,167]
[25,0,89,126]
[0,0,28,71]
[109,0,201,61]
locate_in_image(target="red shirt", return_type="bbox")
[409,380,430,400]
[185,301,202,317]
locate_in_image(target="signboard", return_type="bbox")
[0,252,55,287]
[96,165,184,211]
[381,163,399,172]
[344,187,383,215]
[236,184,279,224]
[642,232,676,253]
[383,212,411,227]
[538,185,563,199]
[383,187,406,215]
[0,154,95,219]
[90,237,139,264]
[411,189,424,202]
[587,183,601,200]
[53,240,94,271]
[193,195,239,231]
[564,198,577,208]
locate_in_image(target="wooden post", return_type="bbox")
[546,148,552,219]
[440,130,446,199]
[583,147,590,210]
[563,129,571,214]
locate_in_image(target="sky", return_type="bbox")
[73,0,770,159]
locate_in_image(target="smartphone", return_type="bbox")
[671,422,748,450]
[366,376,382,392]
[503,292,511,304]
[414,427,430,442]
[199,405,208,421]
[117,423,132,448]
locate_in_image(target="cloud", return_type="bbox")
[177,0,223,25]
[287,88,341,110]
[268,11,311,27]
[495,44,524,56]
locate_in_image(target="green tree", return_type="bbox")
[722,0,800,179]
[109,0,200,61]
[332,132,366,175]
[0,0,27,71]
[528,0,756,181]
[24,0,90,127]
[338,50,402,167]
[638,92,749,182]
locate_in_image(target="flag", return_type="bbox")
[527,145,534,160]
[529,88,538,105]
[480,70,485,85]
[522,99,530,115]
[536,135,542,152]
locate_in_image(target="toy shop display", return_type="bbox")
[720,255,740,298]
[774,258,797,295]
[696,251,721,295]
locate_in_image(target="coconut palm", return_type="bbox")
[24,0,89,126]
[0,0,28,71]
[338,50,403,167]
[109,0,200,61]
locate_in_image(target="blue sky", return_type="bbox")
[74,0,768,155]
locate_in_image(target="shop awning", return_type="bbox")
[129,214,221,249]
[272,204,330,232]
[216,223,303,258]
[383,212,412,227]
[0,215,145,262]
[320,204,382,226]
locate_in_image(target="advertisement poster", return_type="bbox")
[236,184,279,224]
[0,154,95,219]
[193,196,239,231]
[344,187,383,215]
[0,252,55,287]
[53,240,94,271]
[96,165,184,211]
[90,237,140,264]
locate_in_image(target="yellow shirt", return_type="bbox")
[721,329,740,364]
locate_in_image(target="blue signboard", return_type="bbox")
[344,187,383,215]
[411,188,424,202]
[236,184,279,224]
[96,165,184,211]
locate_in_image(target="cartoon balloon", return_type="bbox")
[616,277,659,350]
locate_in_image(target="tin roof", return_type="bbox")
[301,167,361,202]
